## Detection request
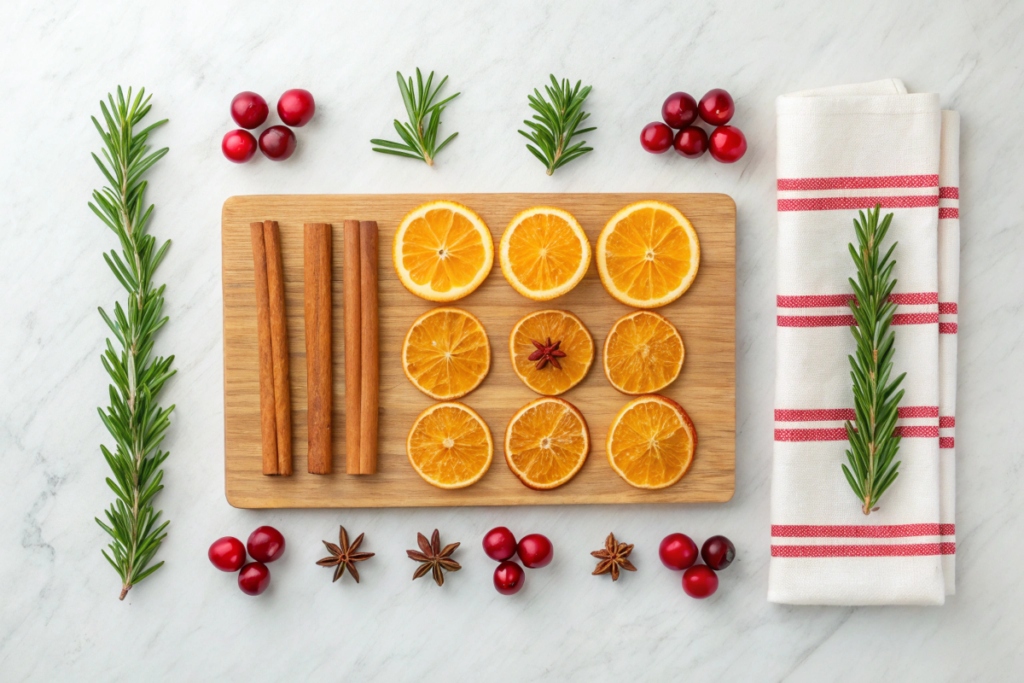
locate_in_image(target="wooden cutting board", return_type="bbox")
[222,194,735,508]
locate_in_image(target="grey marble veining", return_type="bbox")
[1,0,1022,679]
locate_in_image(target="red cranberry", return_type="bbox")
[708,125,747,163]
[701,535,736,570]
[640,122,674,154]
[482,527,518,561]
[682,564,718,598]
[230,91,269,130]
[222,129,257,163]
[247,526,285,563]
[259,125,297,161]
[208,536,247,572]
[516,533,553,568]
[277,89,316,127]
[659,533,699,570]
[698,89,735,125]
[662,92,698,129]
[238,562,271,596]
[673,126,709,159]
[493,561,526,595]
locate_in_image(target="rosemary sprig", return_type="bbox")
[88,87,174,600]
[842,205,906,515]
[519,75,596,175]
[370,68,460,166]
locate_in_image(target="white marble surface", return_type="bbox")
[2,0,1023,679]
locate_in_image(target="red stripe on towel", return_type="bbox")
[938,186,959,199]
[778,195,939,212]
[939,322,958,334]
[775,426,938,441]
[777,175,939,191]
[940,437,955,449]
[939,207,959,219]
[894,425,939,438]
[939,302,958,314]
[939,416,955,428]
[771,543,956,558]
[774,406,938,422]
[778,313,938,327]
[776,292,938,308]
[772,524,953,538]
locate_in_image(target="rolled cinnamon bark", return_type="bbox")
[263,220,292,476]
[358,221,380,475]
[304,223,333,474]
[250,222,279,475]
[343,220,362,474]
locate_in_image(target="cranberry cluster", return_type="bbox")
[482,527,554,595]
[222,89,315,163]
[641,89,747,163]
[659,533,736,598]
[208,525,286,596]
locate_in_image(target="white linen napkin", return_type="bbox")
[769,79,959,605]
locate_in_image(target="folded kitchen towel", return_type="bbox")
[769,79,959,606]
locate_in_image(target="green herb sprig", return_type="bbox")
[519,75,595,175]
[88,87,173,599]
[371,69,460,166]
[842,204,905,515]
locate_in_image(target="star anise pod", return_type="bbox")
[591,532,636,581]
[316,526,375,583]
[529,337,567,370]
[407,529,461,586]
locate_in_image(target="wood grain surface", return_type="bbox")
[222,193,735,508]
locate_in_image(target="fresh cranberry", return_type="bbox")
[259,126,297,161]
[682,564,718,598]
[701,535,736,570]
[662,92,698,129]
[277,89,316,127]
[238,562,271,596]
[659,533,699,570]
[208,536,247,572]
[673,126,708,159]
[708,125,747,163]
[247,526,286,563]
[222,129,257,163]
[493,561,526,595]
[516,534,553,568]
[698,89,735,125]
[230,91,269,129]
[640,122,674,154]
[482,527,518,561]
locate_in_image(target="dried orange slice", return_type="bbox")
[607,395,696,489]
[504,397,590,490]
[509,310,594,396]
[596,200,700,308]
[407,402,493,489]
[603,311,684,395]
[402,307,490,400]
[393,200,494,302]
[499,207,591,301]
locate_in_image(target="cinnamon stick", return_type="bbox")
[263,221,292,476]
[250,222,279,475]
[358,221,380,474]
[343,220,362,474]
[304,223,333,474]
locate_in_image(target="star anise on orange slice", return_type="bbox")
[591,532,636,581]
[317,525,375,583]
[407,529,461,586]
[528,337,567,370]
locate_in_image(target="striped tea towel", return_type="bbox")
[769,79,959,605]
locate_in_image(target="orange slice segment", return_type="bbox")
[504,397,590,490]
[407,402,493,489]
[402,307,491,400]
[607,395,696,489]
[509,310,594,396]
[499,207,591,301]
[596,200,700,308]
[603,311,685,395]
[393,200,494,302]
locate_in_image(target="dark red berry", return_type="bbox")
[230,91,269,129]
[516,534,553,568]
[640,122,674,153]
[659,533,699,570]
[259,125,297,161]
[673,126,709,159]
[277,89,316,127]
[222,129,257,163]
[708,125,747,163]
[662,92,698,129]
[701,535,736,570]
[682,564,718,598]
[493,561,526,595]
[208,536,247,572]
[247,526,286,563]
[238,562,271,596]
[698,89,735,126]
[482,527,518,561]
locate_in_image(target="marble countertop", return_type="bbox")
[3,0,1022,679]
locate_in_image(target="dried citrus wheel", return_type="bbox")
[509,310,594,396]
[402,307,491,400]
[603,311,685,395]
[607,395,697,489]
[407,402,493,489]
[504,397,590,490]
[499,207,591,301]
[393,200,494,302]
[596,200,700,308]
